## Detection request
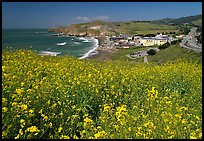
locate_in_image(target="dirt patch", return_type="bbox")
[89,48,118,62]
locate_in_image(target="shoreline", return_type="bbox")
[78,36,110,59]
[85,36,118,60]
[78,37,99,59]
[54,31,116,60]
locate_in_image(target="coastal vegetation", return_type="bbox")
[2,49,202,139]
[91,44,202,64]
[147,49,157,55]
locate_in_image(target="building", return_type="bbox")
[140,37,168,46]
[138,33,172,46]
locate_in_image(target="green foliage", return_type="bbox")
[144,34,156,37]
[171,39,182,45]
[147,49,157,55]
[158,42,171,49]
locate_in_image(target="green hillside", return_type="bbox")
[50,20,177,36]
[192,18,202,27]
[111,21,176,35]
[151,14,202,26]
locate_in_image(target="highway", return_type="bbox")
[180,27,202,53]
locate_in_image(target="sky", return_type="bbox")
[2,2,202,29]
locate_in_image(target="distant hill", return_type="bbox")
[49,14,201,37]
[49,20,177,37]
[151,14,202,26]
[151,18,174,25]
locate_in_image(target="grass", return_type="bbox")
[53,21,178,36]
[192,19,202,27]
[147,45,202,64]
[114,22,177,35]
[91,43,202,65]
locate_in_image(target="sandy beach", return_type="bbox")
[86,36,118,61]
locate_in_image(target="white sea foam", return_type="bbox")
[73,42,81,45]
[79,38,99,59]
[57,42,66,46]
[83,39,91,42]
[78,37,86,40]
[78,37,92,42]
[38,51,61,56]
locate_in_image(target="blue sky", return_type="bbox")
[2,2,202,29]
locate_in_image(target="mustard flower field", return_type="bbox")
[2,50,202,139]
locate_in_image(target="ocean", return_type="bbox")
[2,29,99,59]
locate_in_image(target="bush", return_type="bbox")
[144,34,156,37]
[158,42,170,49]
[171,39,182,45]
[147,49,156,55]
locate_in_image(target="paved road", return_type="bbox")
[180,27,202,52]
[144,56,148,63]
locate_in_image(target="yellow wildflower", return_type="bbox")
[14,134,20,139]
[182,119,187,124]
[103,104,111,112]
[195,116,200,120]
[2,107,8,113]
[21,104,28,110]
[58,126,63,133]
[26,126,40,133]
[29,109,34,113]
[148,86,158,100]
[49,122,53,128]
[16,88,22,95]
[190,136,197,139]
[2,98,7,103]
[12,102,18,107]
[20,119,25,123]
[19,129,24,135]
[60,135,70,139]
[73,135,79,139]
[21,82,25,87]
[43,116,48,120]
[84,117,93,126]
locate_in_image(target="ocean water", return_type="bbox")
[2,29,98,58]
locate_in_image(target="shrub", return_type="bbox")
[158,42,170,49]
[147,49,156,55]
[171,39,182,45]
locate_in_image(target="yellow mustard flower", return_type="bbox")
[58,126,63,133]
[26,126,40,133]
[2,107,8,113]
